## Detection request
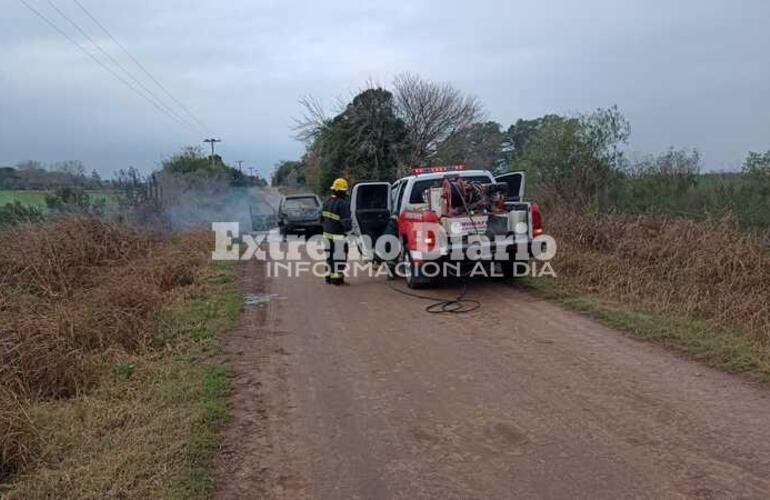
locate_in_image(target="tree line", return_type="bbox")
[0,147,270,229]
[0,160,105,191]
[273,73,770,227]
[272,73,638,205]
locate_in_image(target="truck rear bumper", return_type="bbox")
[410,237,534,263]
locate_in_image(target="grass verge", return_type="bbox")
[527,278,770,380]
[0,190,118,211]
[3,260,240,499]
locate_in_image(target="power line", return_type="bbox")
[44,0,202,134]
[17,0,197,134]
[71,0,213,134]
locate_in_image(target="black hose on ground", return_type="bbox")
[386,280,481,314]
[387,180,483,314]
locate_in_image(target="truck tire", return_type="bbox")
[403,248,431,289]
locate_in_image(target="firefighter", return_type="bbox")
[322,178,352,285]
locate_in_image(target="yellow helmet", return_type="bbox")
[330,178,349,191]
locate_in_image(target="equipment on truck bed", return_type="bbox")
[350,167,543,289]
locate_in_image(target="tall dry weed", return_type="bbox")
[0,218,210,479]
[548,207,770,344]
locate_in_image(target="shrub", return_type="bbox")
[45,187,106,215]
[0,202,43,229]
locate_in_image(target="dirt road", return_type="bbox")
[214,256,770,499]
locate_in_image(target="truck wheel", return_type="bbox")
[403,249,430,289]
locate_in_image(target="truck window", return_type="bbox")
[408,175,492,203]
[356,185,389,209]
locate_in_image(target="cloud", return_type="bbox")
[1,0,769,175]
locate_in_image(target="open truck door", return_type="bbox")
[495,171,526,203]
[350,182,390,260]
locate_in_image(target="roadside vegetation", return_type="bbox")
[0,151,265,495]
[274,73,770,376]
[508,110,770,377]
[0,148,269,230]
[0,218,240,497]
[531,210,770,378]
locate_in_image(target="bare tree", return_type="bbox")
[393,73,485,166]
[292,95,329,143]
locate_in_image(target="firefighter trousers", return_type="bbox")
[324,236,348,282]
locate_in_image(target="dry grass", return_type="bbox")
[542,207,770,373]
[0,388,40,481]
[0,217,227,488]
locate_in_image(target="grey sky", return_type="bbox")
[1,0,768,178]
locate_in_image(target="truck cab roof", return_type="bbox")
[393,169,495,213]
[396,169,493,184]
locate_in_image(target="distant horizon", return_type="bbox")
[0,131,753,179]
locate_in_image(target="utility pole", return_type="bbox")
[248,167,255,177]
[236,160,244,172]
[203,138,221,167]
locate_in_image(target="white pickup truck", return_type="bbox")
[349,166,544,288]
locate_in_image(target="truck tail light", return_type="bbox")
[531,203,544,237]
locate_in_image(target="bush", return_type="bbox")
[0,202,43,229]
[611,148,701,215]
[45,187,106,215]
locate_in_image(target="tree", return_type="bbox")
[500,115,564,169]
[90,169,102,187]
[393,73,484,167]
[433,121,504,169]
[514,107,630,208]
[51,160,86,178]
[309,87,408,190]
[742,150,770,181]
[272,160,304,187]
[292,95,329,144]
[162,147,216,175]
[341,87,408,181]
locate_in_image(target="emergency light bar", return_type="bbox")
[410,165,467,175]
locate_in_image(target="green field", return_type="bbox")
[0,190,118,211]
[0,190,48,208]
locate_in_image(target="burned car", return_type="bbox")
[277,193,322,236]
